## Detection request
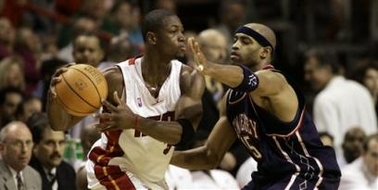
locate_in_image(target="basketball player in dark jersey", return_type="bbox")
[171,23,341,189]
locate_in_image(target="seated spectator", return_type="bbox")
[0,121,42,189]
[0,87,24,128]
[304,48,377,155]
[339,133,378,189]
[0,17,15,60]
[75,122,101,190]
[0,55,25,91]
[27,113,76,190]
[350,59,378,118]
[15,95,42,122]
[339,127,367,166]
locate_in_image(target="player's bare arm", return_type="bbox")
[189,37,298,123]
[96,65,205,145]
[47,63,86,131]
[171,91,237,170]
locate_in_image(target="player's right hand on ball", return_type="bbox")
[49,62,76,96]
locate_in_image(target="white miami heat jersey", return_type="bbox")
[87,57,182,188]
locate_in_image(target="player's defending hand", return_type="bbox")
[94,91,137,132]
[188,37,209,74]
[49,62,76,98]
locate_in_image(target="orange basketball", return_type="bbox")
[55,64,108,116]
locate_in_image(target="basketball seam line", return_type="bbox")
[62,69,99,110]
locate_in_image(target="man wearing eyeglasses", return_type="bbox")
[0,121,42,190]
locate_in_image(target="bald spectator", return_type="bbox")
[194,29,249,176]
[0,121,42,190]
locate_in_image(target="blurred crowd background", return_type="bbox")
[0,0,377,189]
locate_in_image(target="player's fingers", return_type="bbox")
[102,100,117,111]
[113,91,125,107]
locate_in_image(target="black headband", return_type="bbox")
[235,26,274,51]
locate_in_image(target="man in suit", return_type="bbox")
[26,113,76,190]
[0,121,42,190]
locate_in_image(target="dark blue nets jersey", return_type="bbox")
[226,69,341,190]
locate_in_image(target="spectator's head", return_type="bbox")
[27,113,66,171]
[0,55,25,90]
[16,96,42,122]
[142,9,186,58]
[197,29,228,63]
[362,133,378,176]
[155,0,177,13]
[350,60,378,100]
[80,123,101,158]
[318,132,334,147]
[80,0,108,21]
[72,17,98,39]
[304,48,341,91]
[112,0,136,30]
[73,32,105,67]
[0,17,16,47]
[107,35,136,63]
[15,27,41,53]
[0,87,24,125]
[342,127,366,163]
[0,121,34,172]
[219,0,247,32]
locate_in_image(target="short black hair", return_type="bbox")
[141,9,176,41]
[0,87,24,105]
[26,112,50,144]
[305,48,341,74]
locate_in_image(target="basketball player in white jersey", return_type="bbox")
[46,9,205,189]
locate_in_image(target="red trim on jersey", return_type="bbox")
[89,130,135,190]
[262,64,274,70]
[89,110,176,189]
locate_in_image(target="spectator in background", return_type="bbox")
[340,127,367,166]
[303,48,377,156]
[58,17,98,62]
[97,34,136,71]
[0,55,25,91]
[108,0,144,54]
[27,112,76,190]
[339,133,378,190]
[0,87,24,128]
[195,28,249,176]
[69,32,105,139]
[0,17,15,60]
[0,121,42,190]
[34,58,67,111]
[75,122,101,190]
[15,95,42,122]
[214,0,247,60]
[14,27,42,95]
[350,59,378,118]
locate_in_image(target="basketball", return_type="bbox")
[55,64,108,116]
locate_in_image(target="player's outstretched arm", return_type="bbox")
[46,63,86,131]
[170,93,237,170]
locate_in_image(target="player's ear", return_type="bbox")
[146,32,157,45]
[260,47,271,59]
